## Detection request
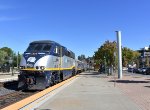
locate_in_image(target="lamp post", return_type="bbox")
[88,57,90,72]
[141,56,145,68]
[104,56,106,74]
[8,56,13,76]
[116,31,122,79]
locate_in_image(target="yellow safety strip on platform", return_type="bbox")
[1,74,79,110]
[21,66,75,71]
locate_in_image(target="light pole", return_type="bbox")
[116,31,122,79]
[104,56,106,74]
[88,57,90,72]
[8,56,13,76]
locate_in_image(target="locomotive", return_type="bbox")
[18,40,86,90]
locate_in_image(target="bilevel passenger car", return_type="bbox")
[18,40,76,90]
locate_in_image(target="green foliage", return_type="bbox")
[94,40,140,67]
[12,52,22,67]
[122,47,133,66]
[78,54,86,61]
[94,40,117,67]
[0,47,21,67]
[0,50,8,65]
[122,47,140,66]
[0,47,13,56]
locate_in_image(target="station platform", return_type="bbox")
[0,72,18,82]
[22,71,141,110]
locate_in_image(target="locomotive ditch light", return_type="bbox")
[36,66,39,69]
[40,66,45,70]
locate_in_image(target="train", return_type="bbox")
[18,40,87,90]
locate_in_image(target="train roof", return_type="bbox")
[30,40,61,46]
[29,40,75,54]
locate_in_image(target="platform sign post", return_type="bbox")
[114,52,116,87]
[116,31,122,79]
[9,56,14,76]
[104,56,106,74]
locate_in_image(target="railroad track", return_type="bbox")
[0,81,38,109]
[0,90,38,109]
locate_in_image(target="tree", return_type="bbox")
[0,47,22,67]
[12,52,22,67]
[0,50,8,65]
[78,54,86,61]
[93,40,117,67]
[122,47,133,66]
[122,47,140,67]
[93,40,140,69]
[0,47,13,56]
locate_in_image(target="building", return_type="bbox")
[138,46,150,67]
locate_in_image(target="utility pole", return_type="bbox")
[116,31,122,79]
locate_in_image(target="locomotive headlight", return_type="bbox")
[40,66,45,70]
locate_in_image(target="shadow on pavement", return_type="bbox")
[3,81,18,90]
[109,80,150,84]
[146,79,150,80]
[144,86,150,88]
[79,72,100,76]
[78,72,109,78]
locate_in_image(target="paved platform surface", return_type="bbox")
[0,72,18,82]
[108,72,150,110]
[36,72,141,110]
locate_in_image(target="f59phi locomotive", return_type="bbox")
[18,40,86,90]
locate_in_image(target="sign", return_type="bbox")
[8,57,13,64]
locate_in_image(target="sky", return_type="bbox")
[0,0,150,58]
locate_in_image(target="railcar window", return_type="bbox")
[34,44,43,51]
[26,44,51,52]
[26,44,36,52]
[67,51,70,57]
[43,44,51,52]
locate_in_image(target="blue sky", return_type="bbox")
[0,0,150,58]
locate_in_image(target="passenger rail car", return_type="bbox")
[75,60,87,73]
[18,40,76,90]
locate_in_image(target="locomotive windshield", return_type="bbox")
[26,43,51,53]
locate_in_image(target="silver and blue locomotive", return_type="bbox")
[18,40,76,90]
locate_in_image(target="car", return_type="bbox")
[133,68,139,73]
[128,68,134,72]
[145,67,150,75]
[141,67,147,74]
